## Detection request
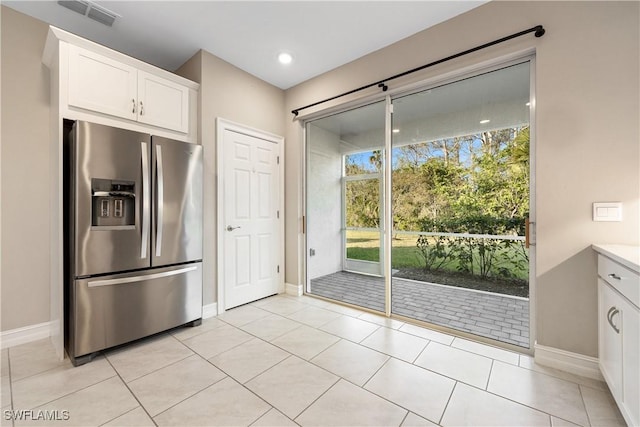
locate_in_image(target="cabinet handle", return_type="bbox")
[607,306,621,334]
[139,101,144,116]
[132,98,136,114]
[607,273,622,280]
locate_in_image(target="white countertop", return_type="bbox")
[593,244,640,273]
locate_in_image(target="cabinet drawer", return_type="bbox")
[598,255,640,309]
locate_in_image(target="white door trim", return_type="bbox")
[216,118,285,314]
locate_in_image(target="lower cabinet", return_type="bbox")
[597,254,640,427]
[598,279,623,398]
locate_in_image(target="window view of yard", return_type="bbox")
[345,126,530,298]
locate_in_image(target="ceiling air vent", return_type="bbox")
[57,1,119,27]
[57,1,89,15]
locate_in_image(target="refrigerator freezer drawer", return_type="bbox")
[70,263,202,359]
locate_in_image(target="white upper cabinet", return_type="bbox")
[68,45,138,122]
[137,70,189,133]
[67,45,189,134]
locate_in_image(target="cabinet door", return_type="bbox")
[137,71,189,133]
[622,298,639,426]
[68,45,138,121]
[599,279,623,400]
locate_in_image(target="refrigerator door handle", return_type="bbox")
[141,141,150,259]
[155,144,164,257]
[87,266,198,287]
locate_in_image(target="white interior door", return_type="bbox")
[223,129,281,309]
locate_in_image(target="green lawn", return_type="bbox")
[346,230,528,280]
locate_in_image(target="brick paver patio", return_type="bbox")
[310,270,529,348]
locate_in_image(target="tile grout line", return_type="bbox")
[291,376,342,423]
[361,356,392,390]
[113,352,193,384]
[114,343,196,384]
[7,355,68,385]
[305,338,344,364]
[103,356,158,427]
[354,324,382,344]
[485,359,495,391]
[577,384,594,427]
[98,405,144,427]
[205,340,290,387]
[238,312,306,342]
[32,374,120,416]
[398,410,410,427]
[438,380,459,425]
[412,339,431,364]
[149,374,229,420]
[356,357,443,426]
[178,325,257,361]
[215,355,303,426]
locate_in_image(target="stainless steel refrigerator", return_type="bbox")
[64,121,203,366]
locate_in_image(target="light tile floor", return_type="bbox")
[0,293,626,427]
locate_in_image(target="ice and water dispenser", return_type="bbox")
[91,178,135,228]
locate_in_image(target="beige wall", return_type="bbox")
[177,50,286,305]
[284,1,639,357]
[1,7,51,331]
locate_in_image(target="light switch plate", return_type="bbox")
[593,202,622,222]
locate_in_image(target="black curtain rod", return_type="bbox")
[291,24,545,117]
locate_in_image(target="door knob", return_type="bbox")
[226,225,241,232]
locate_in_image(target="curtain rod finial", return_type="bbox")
[292,110,299,117]
[534,25,545,37]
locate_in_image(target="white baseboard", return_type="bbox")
[285,282,303,297]
[202,303,218,319]
[1,306,219,350]
[0,321,56,350]
[534,343,603,381]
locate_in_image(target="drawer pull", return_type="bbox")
[607,306,621,334]
[607,273,622,280]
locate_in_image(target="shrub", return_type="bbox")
[415,215,528,280]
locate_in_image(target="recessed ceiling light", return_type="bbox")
[526,102,531,106]
[392,129,400,133]
[278,52,293,65]
[479,119,491,124]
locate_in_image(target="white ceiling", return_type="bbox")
[3,1,488,89]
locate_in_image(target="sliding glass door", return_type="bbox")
[390,62,532,348]
[305,60,533,349]
[306,101,386,311]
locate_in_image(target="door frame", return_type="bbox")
[216,118,285,314]
[302,52,537,353]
